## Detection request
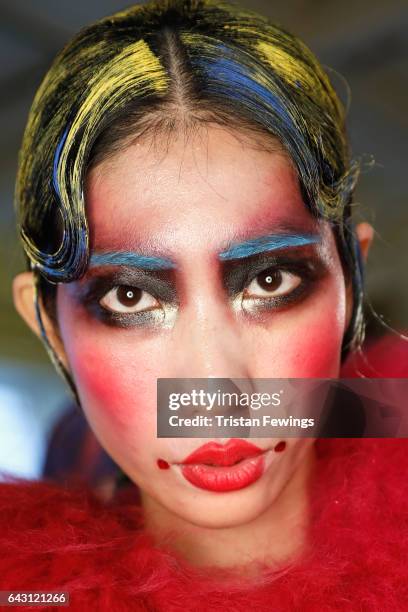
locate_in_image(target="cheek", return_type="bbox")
[74,346,153,442]
[61,335,181,492]
[289,290,346,372]
[248,278,347,377]
[286,316,343,375]
[58,314,162,451]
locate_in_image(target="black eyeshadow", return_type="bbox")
[222,248,327,298]
[74,267,177,327]
[77,268,177,305]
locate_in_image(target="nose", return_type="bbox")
[167,290,250,380]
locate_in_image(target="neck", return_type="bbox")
[141,444,317,575]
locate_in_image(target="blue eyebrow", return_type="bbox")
[89,251,176,270]
[218,233,320,261]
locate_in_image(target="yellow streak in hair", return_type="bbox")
[257,41,315,88]
[223,24,343,125]
[57,39,169,235]
[17,38,169,269]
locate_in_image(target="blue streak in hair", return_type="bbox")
[90,251,176,270]
[219,233,320,261]
[196,54,293,129]
[190,46,315,193]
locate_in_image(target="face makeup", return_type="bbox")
[157,439,288,493]
[218,232,320,261]
[77,237,328,332]
[176,439,266,492]
[56,127,347,529]
[90,251,176,270]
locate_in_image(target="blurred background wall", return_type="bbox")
[0,0,407,478]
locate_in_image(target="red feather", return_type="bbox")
[0,438,407,610]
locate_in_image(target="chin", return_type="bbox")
[165,482,283,530]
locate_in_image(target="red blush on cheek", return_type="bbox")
[286,326,343,377]
[71,349,150,428]
[82,367,120,407]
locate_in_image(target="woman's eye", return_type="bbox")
[244,268,302,299]
[99,285,160,314]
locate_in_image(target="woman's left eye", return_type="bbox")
[244,268,302,300]
[99,285,160,313]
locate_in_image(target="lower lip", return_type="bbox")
[180,453,266,492]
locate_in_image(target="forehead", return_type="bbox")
[85,125,320,256]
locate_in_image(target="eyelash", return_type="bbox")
[82,259,321,328]
[79,272,174,329]
[240,262,316,309]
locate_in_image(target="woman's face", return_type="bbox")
[55,125,349,528]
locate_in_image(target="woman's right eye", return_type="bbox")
[99,285,160,314]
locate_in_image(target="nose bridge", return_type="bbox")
[169,292,250,379]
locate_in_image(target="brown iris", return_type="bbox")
[257,269,282,292]
[116,286,142,307]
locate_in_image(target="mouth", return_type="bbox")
[176,439,267,492]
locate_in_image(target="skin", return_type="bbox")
[13,125,373,572]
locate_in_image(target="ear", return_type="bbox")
[355,221,374,263]
[12,271,70,371]
[344,222,374,329]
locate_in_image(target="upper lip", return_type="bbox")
[180,439,264,467]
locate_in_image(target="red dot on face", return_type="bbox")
[157,458,170,470]
[274,441,287,453]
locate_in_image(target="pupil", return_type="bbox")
[258,269,281,292]
[117,286,142,306]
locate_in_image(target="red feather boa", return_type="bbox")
[1,438,407,610]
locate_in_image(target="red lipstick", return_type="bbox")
[179,439,265,492]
